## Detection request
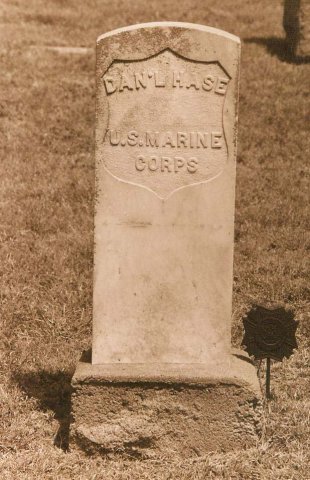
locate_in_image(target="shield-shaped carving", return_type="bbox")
[99,49,230,199]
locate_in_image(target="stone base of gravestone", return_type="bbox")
[71,351,262,459]
[283,0,310,57]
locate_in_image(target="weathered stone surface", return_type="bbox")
[71,352,262,458]
[71,22,262,457]
[284,0,310,57]
[93,22,240,365]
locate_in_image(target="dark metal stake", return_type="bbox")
[266,357,271,399]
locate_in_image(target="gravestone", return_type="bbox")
[283,0,310,57]
[71,22,261,459]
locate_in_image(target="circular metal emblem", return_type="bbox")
[242,305,298,361]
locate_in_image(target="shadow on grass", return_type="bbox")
[244,36,310,65]
[14,370,73,452]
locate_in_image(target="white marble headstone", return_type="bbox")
[92,22,240,364]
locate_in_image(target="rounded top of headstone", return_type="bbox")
[97,22,240,44]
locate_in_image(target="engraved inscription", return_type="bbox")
[107,130,223,150]
[135,155,198,173]
[100,49,230,198]
[104,71,229,95]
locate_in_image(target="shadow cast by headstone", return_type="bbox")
[80,348,92,363]
[244,36,310,64]
[13,370,73,452]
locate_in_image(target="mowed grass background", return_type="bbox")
[0,0,309,478]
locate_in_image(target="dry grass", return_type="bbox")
[0,0,309,478]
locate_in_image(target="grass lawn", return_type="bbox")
[0,0,309,478]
